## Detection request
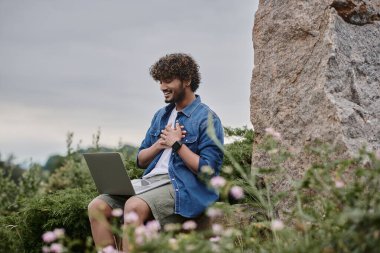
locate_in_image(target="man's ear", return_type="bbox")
[186,80,191,87]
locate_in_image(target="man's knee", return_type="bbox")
[88,198,112,221]
[124,197,152,222]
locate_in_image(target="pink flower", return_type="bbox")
[212,224,223,235]
[335,180,345,188]
[271,219,284,231]
[53,228,65,238]
[135,234,145,245]
[50,243,63,253]
[230,186,244,199]
[146,220,161,232]
[42,231,56,243]
[210,176,226,188]
[265,127,281,140]
[124,211,139,224]
[111,208,123,217]
[182,220,197,230]
[134,223,160,245]
[209,236,221,243]
[42,246,50,253]
[134,225,146,245]
[101,245,118,253]
[206,208,223,219]
[134,225,146,235]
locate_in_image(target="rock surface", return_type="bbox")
[250,0,380,211]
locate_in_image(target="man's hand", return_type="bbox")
[153,137,171,150]
[160,123,186,147]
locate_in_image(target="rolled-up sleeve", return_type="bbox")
[197,114,224,175]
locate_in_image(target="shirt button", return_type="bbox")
[171,178,175,181]
[175,189,179,191]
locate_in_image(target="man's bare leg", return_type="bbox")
[122,196,154,252]
[88,198,115,249]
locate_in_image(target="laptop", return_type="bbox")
[83,152,171,195]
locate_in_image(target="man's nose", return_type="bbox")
[160,82,167,90]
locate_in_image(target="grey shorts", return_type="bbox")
[96,174,188,226]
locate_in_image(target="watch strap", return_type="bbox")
[172,141,183,153]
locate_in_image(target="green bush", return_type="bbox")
[222,126,254,178]
[0,131,142,252]
[0,213,23,252]
[0,164,44,215]
[288,148,380,252]
[46,157,95,192]
[0,166,19,215]
[17,186,97,253]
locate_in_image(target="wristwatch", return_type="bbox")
[172,140,183,153]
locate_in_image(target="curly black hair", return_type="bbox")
[149,53,201,92]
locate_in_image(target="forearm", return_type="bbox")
[159,122,199,172]
[137,142,162,168]
[176,144,200,174]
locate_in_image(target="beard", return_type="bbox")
[165,83,186,104]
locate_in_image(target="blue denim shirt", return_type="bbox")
[137,95,224,218]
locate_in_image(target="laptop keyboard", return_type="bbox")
[134,185,145,191]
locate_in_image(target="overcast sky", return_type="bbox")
[0,0,258,165]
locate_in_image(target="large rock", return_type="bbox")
[250,0,380,211]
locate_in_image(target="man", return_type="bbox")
[88,53,224,250]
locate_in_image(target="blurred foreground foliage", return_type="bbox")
[0,131,141,253]
[1,127,380,253]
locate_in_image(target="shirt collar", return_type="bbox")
[164,95,201,118]
[182,95,201,117]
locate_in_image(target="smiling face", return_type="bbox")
[160,78,187,104]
